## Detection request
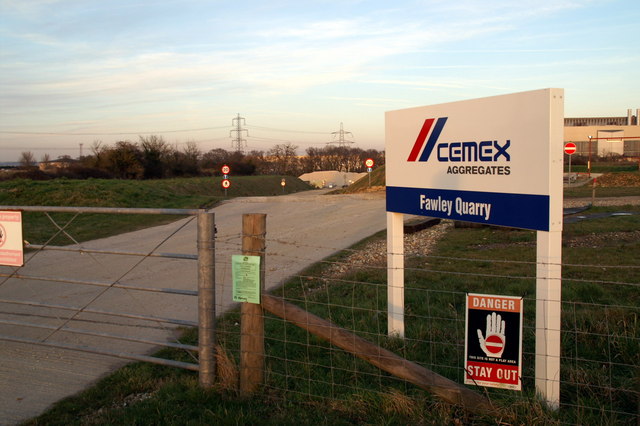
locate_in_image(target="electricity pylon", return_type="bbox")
[230,113,248,152]
[328,122,354,147]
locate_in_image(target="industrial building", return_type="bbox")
[564,108,640,158]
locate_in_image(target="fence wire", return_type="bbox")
[1,204,638,424]
[213,218,638,424]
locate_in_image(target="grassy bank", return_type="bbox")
[0,176,311,244]
[24,203,639,425]
[341,167,640,198]
[564,171,640,198]
[565,163,639,173]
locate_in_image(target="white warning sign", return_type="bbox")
[465,293,523,390]
[0,211,24,267]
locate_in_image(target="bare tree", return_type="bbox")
[19,151,37,168]
[181,141,201,176]
[106,141,143,179]
[267,143,299,175]
[140,135,171,179]
[302,147,323,173]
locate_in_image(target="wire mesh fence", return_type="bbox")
[1,202,638,424]
[214,216,639,424]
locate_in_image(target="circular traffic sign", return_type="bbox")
[221,179,231,189]
[281,178,286,187]
[365,158,374,168]
[485,334,504,355]
[221,165,230,175]
[564,142,577,155]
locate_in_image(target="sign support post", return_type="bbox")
[535,231,562,409]
[365,158,375,187]
[535,94,564,409]
[386,211,404,337]
[564,142,576,179]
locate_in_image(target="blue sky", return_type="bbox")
[1,0,639,161]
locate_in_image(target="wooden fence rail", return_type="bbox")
[260,293,493,414]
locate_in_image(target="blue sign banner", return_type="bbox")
[387,186,550,231]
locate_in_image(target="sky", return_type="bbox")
[1,0,639,162]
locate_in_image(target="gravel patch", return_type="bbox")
[564,230,640,248]
[563,196,640,208]
[323,197,639,278]
[323,221,453,278]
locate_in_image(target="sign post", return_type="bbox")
[564,142,576,178]
[365,158,374,187]
[385,89,564,407]
[221,165,231,197]
[221,178,231,196]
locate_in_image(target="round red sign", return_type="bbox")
[365,158,374,168]
[221,165,230,175]
[485,334,504,355]
[221,179,231,189]
[564,142,577,155]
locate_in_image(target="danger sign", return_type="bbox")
[0,211,24,267]
[465,293,523,390]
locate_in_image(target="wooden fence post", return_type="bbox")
[240,213,266,395]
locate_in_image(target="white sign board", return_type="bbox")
[386,88,564,231]
[0,211,24,267]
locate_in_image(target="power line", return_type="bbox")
[0,126,230,136]
[246,125,330,135]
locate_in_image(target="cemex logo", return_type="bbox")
[406,117,511,163]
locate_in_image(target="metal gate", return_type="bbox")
[0,206,216,388]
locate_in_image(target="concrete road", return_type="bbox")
[0,189,386,425]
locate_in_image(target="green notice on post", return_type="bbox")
[232,255,261,304]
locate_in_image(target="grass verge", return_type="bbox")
[0,176,311,245]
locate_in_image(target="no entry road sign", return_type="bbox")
[564,142,577,155]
